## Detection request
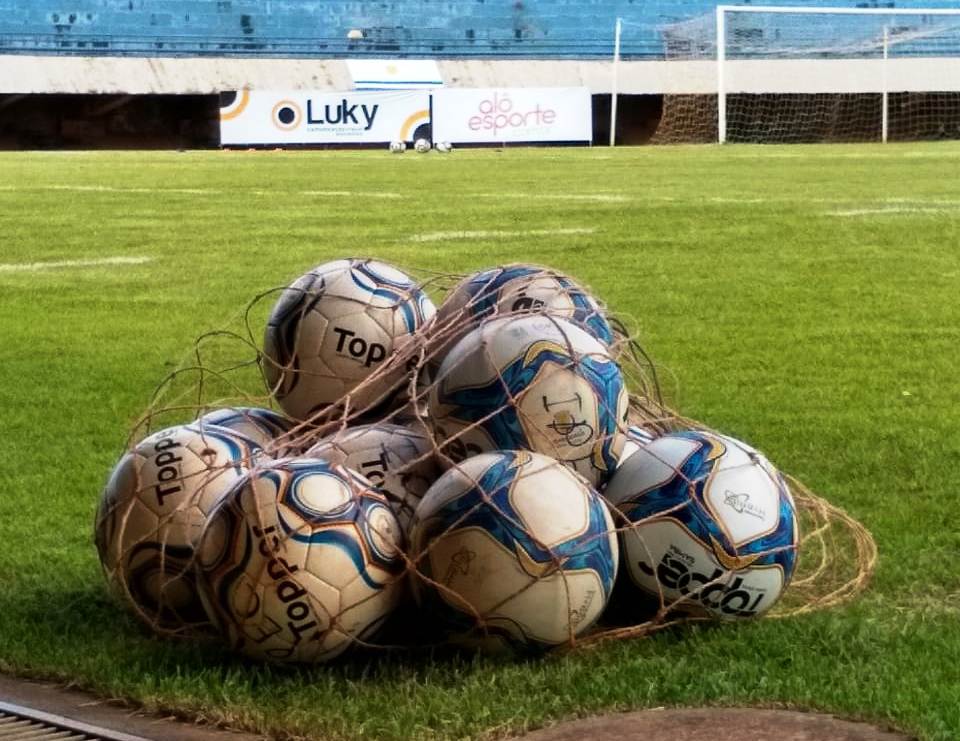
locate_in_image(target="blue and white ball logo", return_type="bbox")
[429,314,627,487]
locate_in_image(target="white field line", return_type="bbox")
[881,198,960,205]
[411,227,595,242]
[0,184,216,194]
[0,184,403,198]
[473,192,628,203]
[46,185,215,194]
[826,206,960,216]
[706,196,960,208]
[299,190,402,198]
[718,149,960,160]
[707,196,787,204]
[0,256,153,273]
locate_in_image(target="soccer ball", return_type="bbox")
[409,450,618,653]
[414,138,431,153]
[196,406,295,454]
[389,140,406,153]
[434,142,453,153]
[305,422,439,535]
[604,430,799,620]
[428,314,627,487]
[262,259,436,421]
[430,264,614,366]
[94,423,262,634]
[197,458,405,662]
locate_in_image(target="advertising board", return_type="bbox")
[431,87,591,143]
[219,89,430,145]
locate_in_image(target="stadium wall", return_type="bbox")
[0,56,713,95]
[8,55,960,96]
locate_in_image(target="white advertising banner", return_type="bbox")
[432,87,592,143]
[219,89,431,145]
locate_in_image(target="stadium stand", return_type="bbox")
[1,0,959,59]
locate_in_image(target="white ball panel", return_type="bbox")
[704,461,784,547]
[288,468,354,517]
[508,460,591,547]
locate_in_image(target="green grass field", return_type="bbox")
[0,144,958,740]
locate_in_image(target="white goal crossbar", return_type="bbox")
[715,4,960,143]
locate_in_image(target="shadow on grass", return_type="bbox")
[8,583,503,683]
[10,579,724,694]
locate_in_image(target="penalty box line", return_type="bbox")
[0,256,153,273]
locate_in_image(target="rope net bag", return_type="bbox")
[93,259,877,658]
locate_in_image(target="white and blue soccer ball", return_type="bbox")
[431,264,614,365]
[262,259,437,421]
[414,138,431,153]
[94,423,263,634]
[409,451,618,653]
[604,430,799,620]
[389,140,406,153]
[196,406,295,454]
[428,314,627,487]
[197,458,405,662]
[306,422,439,536]
[434,141,453,153]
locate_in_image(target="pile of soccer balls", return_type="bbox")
[94,259,799,662]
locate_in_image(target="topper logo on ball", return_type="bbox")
[433,427,482,463]
[510,293,545,312]
[356,448,390,486]
[332,327,387,367]
[152,434,184,506]
[639,552,768,618]
[250,524,322,655]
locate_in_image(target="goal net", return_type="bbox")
[651,5,960,144]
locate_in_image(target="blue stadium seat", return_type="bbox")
[0,0,957,58]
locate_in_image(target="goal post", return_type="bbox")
[712,4,960,144]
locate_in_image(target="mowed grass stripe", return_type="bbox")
[410,227,595,242]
